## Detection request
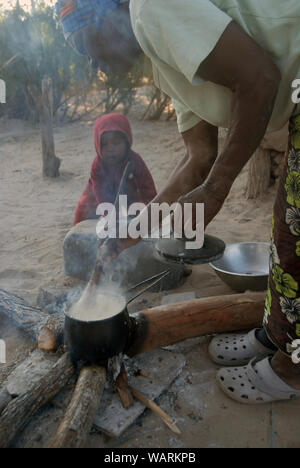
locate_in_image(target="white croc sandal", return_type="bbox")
[217,357,300,404]
[208,329,276,366]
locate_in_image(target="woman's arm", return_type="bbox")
[150,119,219,206]
[99,21,281,256]
[99,120,218,258]
[198,21,280,199]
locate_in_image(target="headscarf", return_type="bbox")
[55,0,123,39]
[90,113,140,205]
[93,112,132,157]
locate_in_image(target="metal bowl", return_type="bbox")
[210,242,270,293]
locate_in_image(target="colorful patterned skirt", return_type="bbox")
[264,113,300,357]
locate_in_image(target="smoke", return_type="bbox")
[97,240,142,292]
[67,283,126,321]
[106,5,139,48]
[61,239,142,321]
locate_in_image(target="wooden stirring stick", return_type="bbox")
[88,161,132,286]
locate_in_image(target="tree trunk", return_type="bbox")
[0,288,49,341]
[0,352,74,448]
[49,366,106,449]
[246,147,271,199]
[40,76,60,178]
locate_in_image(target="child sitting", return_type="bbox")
[74,113,157,225]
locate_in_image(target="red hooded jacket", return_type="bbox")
[74,113,157,225]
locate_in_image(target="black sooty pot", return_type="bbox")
[64,270,170,364]
[64,301,131,364]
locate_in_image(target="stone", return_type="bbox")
[63,220,189,291]
[63,220,99,282]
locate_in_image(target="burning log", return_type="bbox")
[115,363,134,409]
[38,291,265,355]
[0,352,74,448]
[0,288,49,341]
[49,366,106,449]
[37,312,65,352]
[127,291,266,356]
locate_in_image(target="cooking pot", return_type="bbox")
[64,270,170,364]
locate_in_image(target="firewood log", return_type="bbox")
[0,289,48,341]
[129,386,180,435]
[115,364,134,409]
[127,291,266,357]
[0,352,74,448]
[48,366,106,449]
[0,389,12,415]
[37,312,65,352]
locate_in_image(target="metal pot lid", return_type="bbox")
[155,234,226,265]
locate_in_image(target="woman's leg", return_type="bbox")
[263,113,300,383]
[256,328,277,350]
[215,120,300,402]
[271,351,300,390]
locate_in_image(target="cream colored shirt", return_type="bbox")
[130,0,300,133]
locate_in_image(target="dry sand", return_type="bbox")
[1,103,295,448]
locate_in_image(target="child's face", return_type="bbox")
[101,131,128,165]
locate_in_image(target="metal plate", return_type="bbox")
[155,234,226,265]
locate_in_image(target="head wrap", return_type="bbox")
[93,112,133,155]
[55,0,123,39]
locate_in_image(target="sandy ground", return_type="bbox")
[1,103,299,449]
